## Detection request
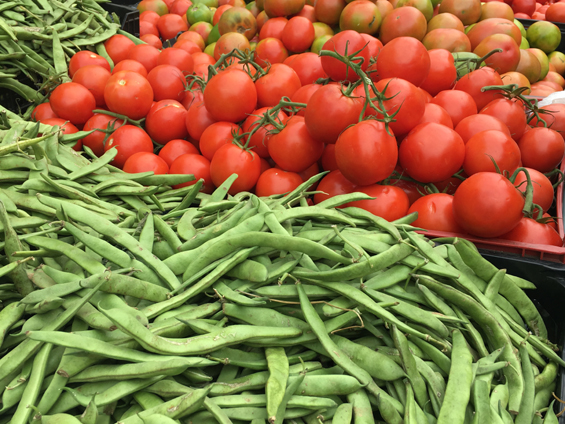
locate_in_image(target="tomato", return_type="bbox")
[453,172,525,238]
[213,4,232,24]
[104,125,154,168]
[517,127,564,173]
[290,84,321,116]
[192,52,216,66]
[186,100,217,140]
[199,121,241,160]
[127,44,161,73]
[298,162,320,184]
[259,16,288,39]
[463,130,521,176]
[515,50,542,84]
[345,184,410,222]
[417,103,454,128]
[512,0,536,15]
[320,30,369,82]
[178,31,206,50]
[157,48,194,75]
[422,28,472,52]
[210,144,261,194]
[528,48,550,80]
[31,103,58,122]
[453,67,504,111]
[40,118,82,151]
[283,53,325,86]
[321,143,338,171]
[313,170,357,204]
[408,193,466,233]
[82,113,124,157]
[431,90,477,127]
[480,98,527,140]
[379,6,427,44]
[339,0,381,35]
[466,18,522,50]
[373,78,426,135]
[499,217,563,246]
[169,153,214,192]
[140,10,161,25]
[399,122,465,183]
[427,12,465,32]
[419,49,457,96]
[104,34,135,65]
[375,0,393,19]
[294,4,315,21]
[158,139,199,166]
[145,65,186,103]
[314,0,346,25]
[281,16,315,53]
[439,0,481,25]
[264,0,304,17]
[455,114,511,144]
[204,69,257,123]
[360,34,383,59]
[72,65,111,109]
[241,107,287,157]
[170,0,193,15]
[474,34,521,74]
[514,167,554,212]
[189,21,214,43]
[543,71,565,88]
[145,100,188,145]
[255,168,303,196]
[255,63,301,108]
[68,51,111,78]
[546,3,565,22]
[49,82,96,125]
[156,13,188,40]
[218,6,257,40]
[123,152,169,174]
[304,84,363,144]
[268,116,324,172]
[335,120,397,186]
[480,1,515,20]
[254,37,289,67]
[214,33,251,59]
[112,60,148,78]
[138,0,169,15]
[376,37,430,87]
[388,178,424,205]
[187,4,212,25]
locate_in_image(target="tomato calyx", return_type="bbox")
[454,48,502,79]
[508,167,536,218]
[208,49,265,81]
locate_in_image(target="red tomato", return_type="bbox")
[283,53,326,86]
[517,127,565,173]
[453,172,525,238]
[282,16,315,53]
[68,51,111,78]
[314,0,346,26]
[213,4,232,25]
[408,193,466,233]
[140,10,161,25]
[304,84,363,144]
[399,122,465,183]
[82,113,125,157]
[417,103,453,128]
[157,48,194,75]
[40,118,82,151]
[254,38,289,68]
[419,49,457,97]
[112,60,148,77]
[360,34,383,59]
[499,217,563,246]
[126,44,161,73]
[463,130,521,176]
[453,67,504,111]
[145,100,188,145]
[259,17,288,40]
[290,84,322,116]
[186,100,217,141]
[263,0,305,17]
[199,122,241,160]
[439,0,482,25]
[140,36,162,51]
[514,168,554,212]
[241,108,288,158]
[169,154,214,192]
[158,139,199,166]
[170,0,193,15]
[173,39,201,55]
[255,64,302,108]
[531,103,565,135]
[268,116,324,172]
[157,13,189,40]
[210,144,262,194]
[204,69,257,123]
[104,125,154,168]
[146,65,186,103]
[104,71,154,120]
[455,114,511,144]
[474,34,520,74]
[345,184,410,222]
[431,90,478,127]
[255,168,303,197]
[31,103,58,122]
[379,6,427,44]
[335,120,398,186]
[313,169,357,204]
[320,30,369,82]
[140,21,159,37]
[49,82,96,125]
[480,98,527,140]
[104,34,135,65]
[376,37,431,87]
[321,144,339,172]
[177,31,206,50]
[123,152,169,174]
[512,0,536,15]
[72,65,111,108]
[389,178,425,205]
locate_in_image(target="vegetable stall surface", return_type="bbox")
[0,120,562,423]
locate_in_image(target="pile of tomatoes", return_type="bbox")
[29,0,565,248]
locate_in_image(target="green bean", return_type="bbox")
[333,403,352,424]
[471,379,491,424]
[437,329,473,424]
[543,400,558,424]
[347,389,374,424]
[490,382,509,412]
[485,268,505,302]
[534,381,555,415]
[0,301,25,347]
[265,347,288,422]
[515,341,535,424]
[535,362,558,392]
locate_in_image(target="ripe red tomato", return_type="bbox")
[335,120,398,186]
[255,64,301,108]
[512,0,536,15]
[345,184,410,222]
[72,65,111,108]
[68,51,111,78]
[455,114,511,144]
[282,16,315,53]
[474,34,521,74]
[255,168,303,197]
[438,0,482,25]
[104,125,154,169]
[123,152,169,174]
[157,13,189,40]
[259,17,288,40]
[264,0,305,17]
[417,103,453,128]
[145,100,188,145]
[49,82,96,125]
[186,100,217,141]
[204,69,257,123]
[514,168,554,212]
[419,49,457,97]
[104,34,135,65]
[480,98,527,141]
[82,113,125,157]
[199,122,241,160]
[169,154,214,192]
[284,52,326,86]
[126,44,161,73]
[431,90,478,127]
[146,65,186,103]
[389,177,425,205]
[376,37,431,87]
[531,104,565,135]
[379,6,427,44]
[452,172,525,238]
[112,60,148,77]
[31,103,58,122]
[517,127,565,173]
[254,38,289,68]
[499,217,563,246]
[241,108,288,158]
[314,0,346,26]
[453,67,504,111]
[40,118,82,151]
[321,144,339,172]
[463,130,521,176]
[320,30,369,82]
[157,48,194,75]
[399,122,466,183]
[290,84,322,116]
[268,116,324,172]
[313,170,357,204]
[158,139,199,166]
[408,193,466,233]
[210,144,262,194]
[104,71,154,120]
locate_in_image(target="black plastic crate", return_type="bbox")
[0,74,36,115]
[101,2,140,37]
[517,18,565,54]
[480,249,565,422]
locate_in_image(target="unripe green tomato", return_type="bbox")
[311,35,332,54]
[187,3,213,25]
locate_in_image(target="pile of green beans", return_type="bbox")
[0,116,562,424]
[0,0,143,113]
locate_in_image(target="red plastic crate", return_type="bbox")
[417,160,565,263]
